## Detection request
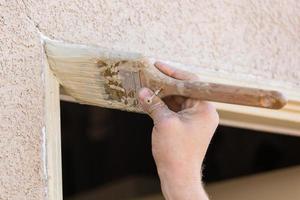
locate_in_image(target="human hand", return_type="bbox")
[138,62,219,200]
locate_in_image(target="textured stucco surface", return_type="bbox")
[25,0,300,87]
[0,0,299,199]
[0,0,45,199]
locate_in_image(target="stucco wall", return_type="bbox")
[0,0,299,199]
[0,1,45,199]
[27,0,300,87]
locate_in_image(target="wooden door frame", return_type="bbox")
[45,60,62,200]
[44,46,300,200]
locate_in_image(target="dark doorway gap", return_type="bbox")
[61,101,300,198]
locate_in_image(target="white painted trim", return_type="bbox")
[45,56,62,200]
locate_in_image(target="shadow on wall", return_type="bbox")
[60,101,300,200]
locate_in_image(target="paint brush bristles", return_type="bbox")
[43,37,287,112]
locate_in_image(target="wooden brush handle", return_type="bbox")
[141,70,287,109]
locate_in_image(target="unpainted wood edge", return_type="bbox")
[213,101,300,136]
[45,59,63,200]
[218,114,300,136]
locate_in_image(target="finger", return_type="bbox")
[155,61,198,80]
[182,98,199,110]
[180,100,217,118]
[138,87,175,124]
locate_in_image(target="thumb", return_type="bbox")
[138,88,175,124]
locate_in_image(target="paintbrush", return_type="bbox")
[43,38,287,113]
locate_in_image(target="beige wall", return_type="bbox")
[0,1,45,199]
[1,0,299,199]
[27,0,300,87]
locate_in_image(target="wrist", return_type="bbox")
[156,160,203,183]
[157,165,202,185]
[159,175,207,200]
[157,166,207,200]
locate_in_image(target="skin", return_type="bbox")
[138,62,219,200]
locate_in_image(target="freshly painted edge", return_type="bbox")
[44,49,63,200]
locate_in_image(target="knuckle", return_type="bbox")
[148,101,166,114]
[162,114,179,124]
[210,109,220,125]
[198,101,215,113]
[197,102,219,125]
